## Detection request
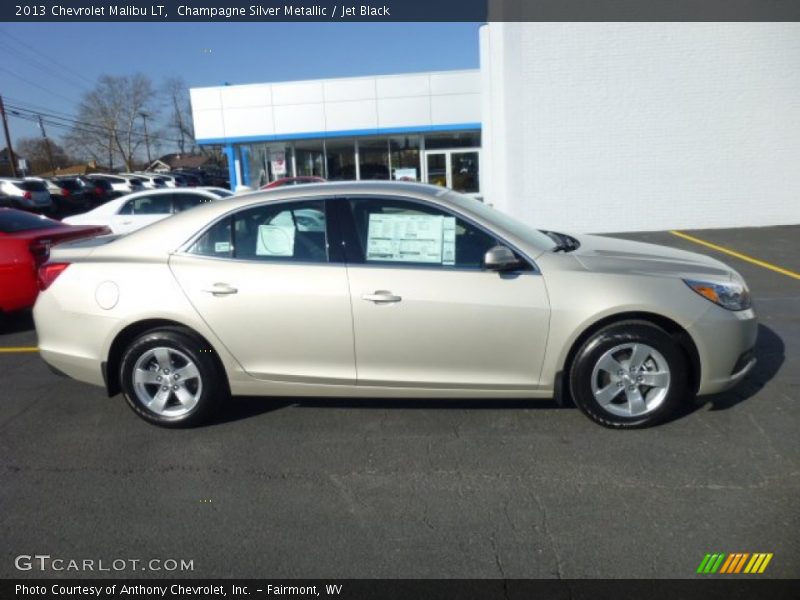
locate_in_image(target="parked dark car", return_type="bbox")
[84,175,124,201]
[46,178,93,215]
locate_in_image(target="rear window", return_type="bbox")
[0,210,60,233]
[19,181,48,192]
[89,179,113,190]
[55,179,82,191]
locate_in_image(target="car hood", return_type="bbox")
[567,233,733,280]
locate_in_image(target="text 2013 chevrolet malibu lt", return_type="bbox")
[33,182,756,428]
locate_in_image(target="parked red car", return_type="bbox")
[260,176,326,189]
[0,208,110,313]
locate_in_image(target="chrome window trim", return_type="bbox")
[175,195,334,264]
[174,193,540,274]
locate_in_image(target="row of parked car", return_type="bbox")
[0,169,222,217]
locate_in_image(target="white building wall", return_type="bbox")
[190,70,481,143]
[481,23,800,233]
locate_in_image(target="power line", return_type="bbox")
[7,103,185,146]
[0,27,96,87]
[1,95,80,120]
[0,40,92,95]
[0,65,81,106]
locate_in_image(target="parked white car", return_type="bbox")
[123,173,169,189]
[62,188,220,235]
[88,174,145,195]
[0,178,53,212]
[144,173,188,188]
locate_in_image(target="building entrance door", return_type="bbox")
[424,149,480,195]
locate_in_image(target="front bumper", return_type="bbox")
[689,306,758,395]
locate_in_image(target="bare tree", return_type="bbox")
[65,74,158,171]
[16,137,73,174]
[162,77,196,155]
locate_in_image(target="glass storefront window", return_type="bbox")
[232,129,478,188]
[358,137,390,180]
[325,137,356,180]
[266,145,292,183]
[294,139,325,178]
[242,144,268,188]
[451,151,479,193]
[388,135,421,181]
[424,130,481,150]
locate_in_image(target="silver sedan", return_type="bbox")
[33,182,757,428]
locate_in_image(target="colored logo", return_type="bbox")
[697,553,773,574]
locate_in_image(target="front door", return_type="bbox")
[424,150,480,195]
[339,196,550,389]
[169,198,356,385]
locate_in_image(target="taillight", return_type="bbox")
[61,188,70,196]
[29,239,51,266]
[94,187,104,196]
[37,262,70,291]
[23,191,32,200]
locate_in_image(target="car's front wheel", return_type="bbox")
[119,328,227,426]
[569,320,688,428]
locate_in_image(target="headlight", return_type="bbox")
[684,278,751,311]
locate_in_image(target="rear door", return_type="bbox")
[169,197,355,384]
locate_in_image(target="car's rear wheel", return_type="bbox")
[119,328,227,426]
[569,321,688,428]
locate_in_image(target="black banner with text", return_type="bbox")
[3,579,800,600]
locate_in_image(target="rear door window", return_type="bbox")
[120,195,172,215]
[187,200,329,263]
[18,181,48,192]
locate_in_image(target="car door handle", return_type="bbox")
[120,220,133,225]
[362,290,402,303]
[202,283,238,296]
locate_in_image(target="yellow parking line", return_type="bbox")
[669,230,800,280]
[0,347,39,353]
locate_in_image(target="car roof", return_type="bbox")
[92,182,454,260]
[79,187,220,217]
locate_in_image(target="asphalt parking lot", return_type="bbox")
[0,225,798,579]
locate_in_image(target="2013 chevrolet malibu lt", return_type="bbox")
[32,182,757,428]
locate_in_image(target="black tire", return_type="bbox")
[569,320,688,429]
[119,327,228,427]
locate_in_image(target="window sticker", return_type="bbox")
[256,224,295,256]
[214,241,232,254]
[366,213,456,265]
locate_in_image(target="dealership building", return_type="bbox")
[190,23,800,232]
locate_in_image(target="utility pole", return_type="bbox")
[37,115,55,173]
[139,112,151,165]
[0,95,19,177]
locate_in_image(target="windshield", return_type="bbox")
[55,179,83,191]
[0,210,60,233]
[444,191,557,253]
[19,180,48,192]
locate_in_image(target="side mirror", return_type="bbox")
[483,245,521,271]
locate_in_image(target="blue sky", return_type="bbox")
[0,22,481,149]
